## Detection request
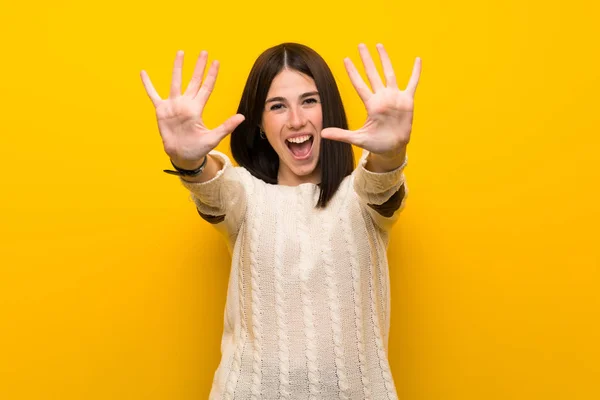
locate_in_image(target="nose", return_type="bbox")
[287,105,307,130]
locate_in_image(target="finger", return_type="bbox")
[375,43,398,89]
[170,50,184,98]
[344,58,372,104]
[140,70,162,107]
[321,127,363,147]
[405,57,422,97]
[195,60,219,107]
[184,51,208,97]
[358,43,384,92]
[210,113,245,143]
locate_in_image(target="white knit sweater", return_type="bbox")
[179,150,408,400]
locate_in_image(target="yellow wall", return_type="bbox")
[1,0,598,398]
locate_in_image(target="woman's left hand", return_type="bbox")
[321,43,421,159]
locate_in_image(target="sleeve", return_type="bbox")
[352,150,409,231]
[177,150,250,238]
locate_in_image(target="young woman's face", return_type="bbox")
[260,69,323,186]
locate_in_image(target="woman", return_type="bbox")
[141,42,421,399]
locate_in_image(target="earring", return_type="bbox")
[259,129,266,139]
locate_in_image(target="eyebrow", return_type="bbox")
[265,91,320,104]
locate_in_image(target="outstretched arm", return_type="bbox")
[141,50,249,235]
[323,43,421,229]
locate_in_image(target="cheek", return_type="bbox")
[310,108,323,130]
[262,115,286,147]
[263,113,285,133]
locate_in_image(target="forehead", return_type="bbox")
[267,69,317,96]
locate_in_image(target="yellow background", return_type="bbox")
[1,0,599,398]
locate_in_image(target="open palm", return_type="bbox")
[322,44,421,159]
[140,50,245,166]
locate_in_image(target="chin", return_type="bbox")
[290,162,319,177]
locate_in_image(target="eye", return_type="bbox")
[304,98,318,104]
[269,103,285,111]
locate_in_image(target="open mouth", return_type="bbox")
[285,134,314,160]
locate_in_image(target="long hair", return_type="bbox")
[230,42,354,208]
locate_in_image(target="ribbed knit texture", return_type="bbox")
[180,150,408,400]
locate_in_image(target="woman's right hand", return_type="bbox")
[140,50,245,168]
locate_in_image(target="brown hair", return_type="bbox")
[230,42,354,208]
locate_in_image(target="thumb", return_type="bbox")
[212,114,246,142]
[321,127,360,146]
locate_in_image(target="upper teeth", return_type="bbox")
[287,135,311,144]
